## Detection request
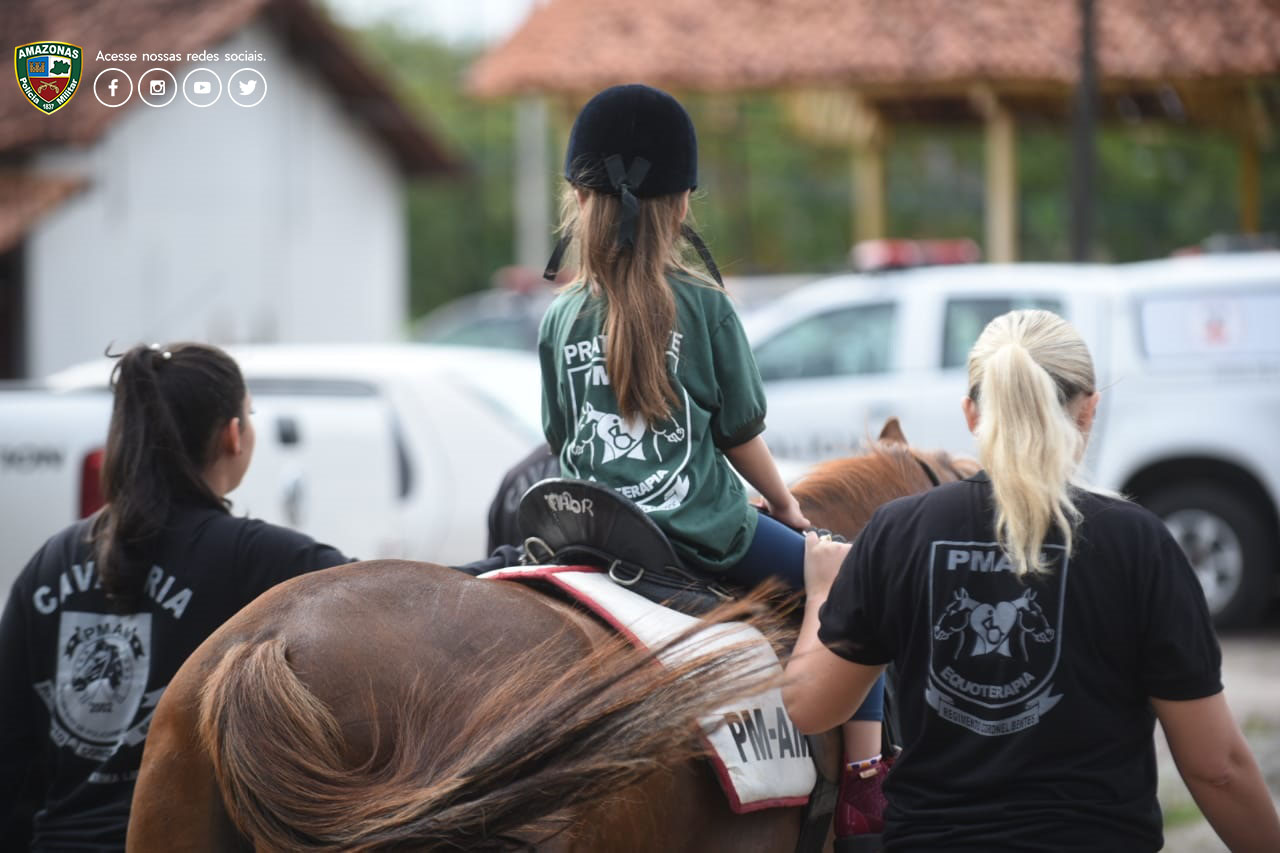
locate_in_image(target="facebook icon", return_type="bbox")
[93,68,132,107]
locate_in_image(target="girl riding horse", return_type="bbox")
[537,85,883,834]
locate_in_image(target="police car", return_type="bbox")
[745,252,1280,628]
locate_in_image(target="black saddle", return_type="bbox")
[516,478,739,615]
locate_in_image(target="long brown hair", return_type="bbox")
[91,343,245,606]
[557,184,714,426]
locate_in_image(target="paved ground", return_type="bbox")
[1160,607,1280,851]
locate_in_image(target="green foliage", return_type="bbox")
[684,94,854,276]
[50,59,70,75]
[1161,799,1204,829]
[347,24,1277,320]
[1021,123,1261,261]
[353,23,519,320]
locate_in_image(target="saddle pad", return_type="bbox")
[480,564,816,813]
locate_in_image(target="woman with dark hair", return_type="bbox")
[783,311,1280,850]
[0,343,350,851]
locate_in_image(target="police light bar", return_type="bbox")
[852,239,982,272]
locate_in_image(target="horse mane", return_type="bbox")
[791,440,974,540]
[197,587,793,852]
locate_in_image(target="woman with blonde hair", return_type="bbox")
[783,309,1280,850]
[538,84,886,836]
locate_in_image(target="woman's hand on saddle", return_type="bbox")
[765,494,811,531]
[803,531,850,599]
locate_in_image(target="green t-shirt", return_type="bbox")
[538,272,767,573]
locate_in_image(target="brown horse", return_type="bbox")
[126,422,973,852]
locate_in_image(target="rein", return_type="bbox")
[913,454,942,488]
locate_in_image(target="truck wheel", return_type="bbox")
[1143,482,1274,630]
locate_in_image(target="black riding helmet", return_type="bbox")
[543,83,723,285]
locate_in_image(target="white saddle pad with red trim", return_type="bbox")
[480,564,816,813]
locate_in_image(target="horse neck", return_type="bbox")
[911,448,977,484]
[792,445,934,540]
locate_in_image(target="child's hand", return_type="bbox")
[765,495,811,531]
[803,531,851,597]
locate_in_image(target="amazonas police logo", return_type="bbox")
[925,540,1067,737]
[14,41,82,114]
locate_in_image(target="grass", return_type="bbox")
[1242,714,1276,737]
[1163,800,1205,830]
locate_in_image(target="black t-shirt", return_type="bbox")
[0,504,350,851]
[818,472,1221,852]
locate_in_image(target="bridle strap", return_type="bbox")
[914,454,942,488]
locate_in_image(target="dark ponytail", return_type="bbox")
[91,343,246,606]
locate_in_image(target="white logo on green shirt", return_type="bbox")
[562,332,692,511]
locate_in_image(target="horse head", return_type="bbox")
[875,416,978,483]
[793,418,976,541]
[933,588,976,639]
[1013,589,1055,644]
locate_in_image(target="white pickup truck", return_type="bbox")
[0,344,545,607]
[745,254,1280,628]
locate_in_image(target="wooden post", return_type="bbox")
[1239,131,1261,235]
[1070,0,1098,261]
[852,143,886,243]
[514,96,551,271]
[985,102,1018,262]
[849,93,886,244]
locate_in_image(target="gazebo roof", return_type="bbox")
[470,0,1280,99]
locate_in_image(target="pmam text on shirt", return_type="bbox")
[562,331,684,367]
[944,548,1056,573]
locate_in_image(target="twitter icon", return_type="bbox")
[228,68,265,107]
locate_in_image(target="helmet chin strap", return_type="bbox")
[679,223,723,287]
[543,233,572,282]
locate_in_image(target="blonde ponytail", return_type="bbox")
[968,310,1096,577]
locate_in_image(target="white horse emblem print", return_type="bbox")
[577,403,648,464]
[561,334,694,510]
[933,588,1056,660]
[926,541,1068,736]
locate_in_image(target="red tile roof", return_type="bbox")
[469,0,1280,97]
[0,172,87,253]
[2,0,459,175]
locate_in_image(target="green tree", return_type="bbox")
[354,24,519,321]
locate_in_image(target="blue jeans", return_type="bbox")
[728,509,885,723]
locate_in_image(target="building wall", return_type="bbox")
[25,21,406,377]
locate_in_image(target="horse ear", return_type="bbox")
[878,417,907,445]
[1027,589,1037,600]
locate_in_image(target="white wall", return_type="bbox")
[25,21,406,377]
